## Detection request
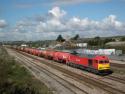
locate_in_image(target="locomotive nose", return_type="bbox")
[98,63,110,70]
[98,60,110,70]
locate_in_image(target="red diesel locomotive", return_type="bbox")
[16,47,110,74]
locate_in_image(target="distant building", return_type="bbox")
[115,50,122,55]
[37,47,45,50]
[21,44,27,47]
[76,43,87,48]
[81,49,116,55]
[106,41,125,46]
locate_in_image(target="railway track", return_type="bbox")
[8,48,125,94]
[105,75,125,84]
[10,49,89,94]
[110,63,125,68]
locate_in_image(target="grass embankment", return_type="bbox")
[0,47,53,94]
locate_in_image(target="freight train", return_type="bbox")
[15,47,111,75]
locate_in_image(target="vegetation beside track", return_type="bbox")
[0,46,53,94]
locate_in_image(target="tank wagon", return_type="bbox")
[15,47,111,74]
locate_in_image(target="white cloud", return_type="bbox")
[13,19,36,33]
[0,19,7,28]
[65,15,125,37]
[49,6,66,19]
[36,7,66,33]
[1,7,125,41]
[35,7,125,39]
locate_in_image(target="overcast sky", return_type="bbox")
[0,0,125,41]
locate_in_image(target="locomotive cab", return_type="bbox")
[98,60,110,70]
[96,56,110,73]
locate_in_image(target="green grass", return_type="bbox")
[0,46,53,94]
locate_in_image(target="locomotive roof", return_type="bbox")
[74,53,97,58]
[55,49,102,58]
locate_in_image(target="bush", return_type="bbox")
[0,46,52,94]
